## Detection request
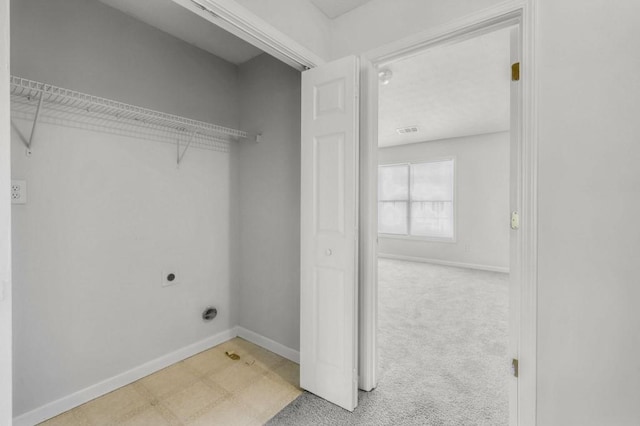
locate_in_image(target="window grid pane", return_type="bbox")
[378,160,454,239]
[410,160,454,201]
[410,200,454,238]
[378,201,408,235]
[409,160,454,239]
[378,164,409,201]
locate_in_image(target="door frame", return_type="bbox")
[171,0,325,70]
[358,1,538,425]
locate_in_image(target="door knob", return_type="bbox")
[325,249,332,256]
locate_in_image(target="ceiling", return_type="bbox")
[378,28,511,147]
[98,0,263,65]
[309,0,374,19]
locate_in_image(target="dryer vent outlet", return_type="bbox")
[202,307,217,321]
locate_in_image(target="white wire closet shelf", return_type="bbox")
[9,75,259,157]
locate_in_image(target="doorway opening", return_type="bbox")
[376,26,513,425]
[360,18,527,425]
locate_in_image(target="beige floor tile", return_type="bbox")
[118,406,171,426]
[267,360,301,388]
[153,401,183,425]
[213,338,255,358]
[183,348,237,377]
[208,361,267,393]
[38,409,88,426]
[138,362,200,399]
[243,346,287,371]
[186,398,262,426]
[258,386,302,423]
[77,384,148,425]
[161,380,227,423]
[236,374,298,416]
[37,338,297,426]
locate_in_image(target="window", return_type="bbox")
[378,159,454,239]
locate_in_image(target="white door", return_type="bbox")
[300,55,360,412]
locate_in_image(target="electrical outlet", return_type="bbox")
[11,180,27,204]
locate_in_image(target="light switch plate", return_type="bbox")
[11,180,27,204]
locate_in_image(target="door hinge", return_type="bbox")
[511,62,520,81]
[511,211,520,230]
[511,358,519,378]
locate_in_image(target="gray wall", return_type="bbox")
[378,132,510,271]
[237,54,301,351]
[11,0,240,416]
[11,0,239,127]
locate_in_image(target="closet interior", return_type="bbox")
[10,0,302,422]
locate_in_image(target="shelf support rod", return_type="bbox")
[27,93,45,151]
[177,131,197,166]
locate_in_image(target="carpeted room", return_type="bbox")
[270,259,509,425]
[271,27,513,425]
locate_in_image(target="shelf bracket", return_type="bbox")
[177,131,197,166]
[11,93,44,156]
[27,93,45,152]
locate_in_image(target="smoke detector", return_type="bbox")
[396,126,419,135]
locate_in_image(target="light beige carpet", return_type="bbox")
[268,258,509,426]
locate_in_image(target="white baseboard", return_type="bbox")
[378,253,509,273]
[13,328,237,426]
[235,326,300,364]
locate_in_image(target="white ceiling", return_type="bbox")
[378,28,511,147]
[98,0,263,65]
[309,0,373,19]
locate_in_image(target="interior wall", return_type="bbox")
[11,0,239,127]
[237,53,301,352]
[11,0,240,417]
[378,132,509,271]
[536,0,640,424]
[0,0,12,422]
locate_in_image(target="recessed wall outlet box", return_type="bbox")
[11,180,27,204]
[162,270,178,287]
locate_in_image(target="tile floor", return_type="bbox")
[40,338,302,426]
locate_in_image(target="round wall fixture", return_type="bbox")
[378,68,393,85]
[202,306,217,321]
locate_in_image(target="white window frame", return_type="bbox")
[378,157,456,242]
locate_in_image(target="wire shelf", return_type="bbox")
[9,76,253,153]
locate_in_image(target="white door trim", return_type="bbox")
[359,1,538,425]
[0,0,12,423]
[170,0,325,71]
